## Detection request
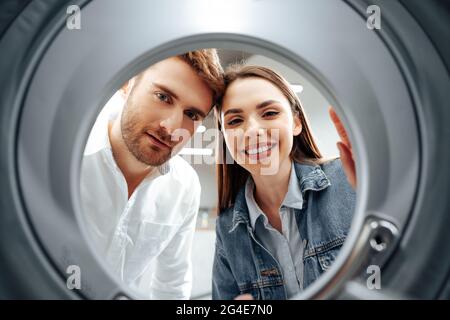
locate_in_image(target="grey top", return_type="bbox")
[245,161,306,298]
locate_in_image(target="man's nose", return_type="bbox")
[159,110,184,136]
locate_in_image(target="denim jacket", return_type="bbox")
[212,159,356,300]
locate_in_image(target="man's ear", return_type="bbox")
[293,114,302,136]
[119,77,136,99]
[120,81,129,96]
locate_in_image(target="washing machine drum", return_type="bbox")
[0,0,449,299]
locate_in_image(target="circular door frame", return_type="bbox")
[0,0,448,299]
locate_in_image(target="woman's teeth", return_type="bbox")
[246,144,274,155]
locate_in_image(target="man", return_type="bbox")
[80,50,224,299]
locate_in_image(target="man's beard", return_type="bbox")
[120,108,174,167]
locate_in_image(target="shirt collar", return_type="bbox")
[230,160,331,233]
[244,161,304,230]
[84,92,123,155]
[281,162,304,210]
[244,177,262,230]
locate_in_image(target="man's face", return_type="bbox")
[120,57,213,166]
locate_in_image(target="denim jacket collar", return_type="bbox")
[229,161,331,233]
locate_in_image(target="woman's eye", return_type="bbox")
[227,118,242,126]
[155,92,171,103]
[185,110,199,121]
[263,111,279,117]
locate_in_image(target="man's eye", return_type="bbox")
[185,110,199,121]
[227,118,242,126]
[263,111,279,117]
[155,92,171,103]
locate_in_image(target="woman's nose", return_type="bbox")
[245,117,265,138]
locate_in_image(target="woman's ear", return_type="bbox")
[293,114,302,136]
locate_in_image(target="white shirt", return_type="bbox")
[245,162,306,298]
[80,93,201,299]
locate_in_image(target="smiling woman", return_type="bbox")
[211,63,356,300]
[174,50,351,299]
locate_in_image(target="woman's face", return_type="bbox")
[220,77,302,176]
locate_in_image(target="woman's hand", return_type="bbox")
[329,107,356,189]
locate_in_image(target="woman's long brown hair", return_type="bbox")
[216,65,324,213]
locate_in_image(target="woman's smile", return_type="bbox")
[242,142,278,161]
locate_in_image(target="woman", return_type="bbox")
[212,65,356,300]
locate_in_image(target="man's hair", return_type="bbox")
[178,49,225,106]
[124,49,224,106]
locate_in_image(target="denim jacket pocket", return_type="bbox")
[318,248,339,271]
[316,237,346,271]
[237,269,284,300]
[237,281,262,300]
